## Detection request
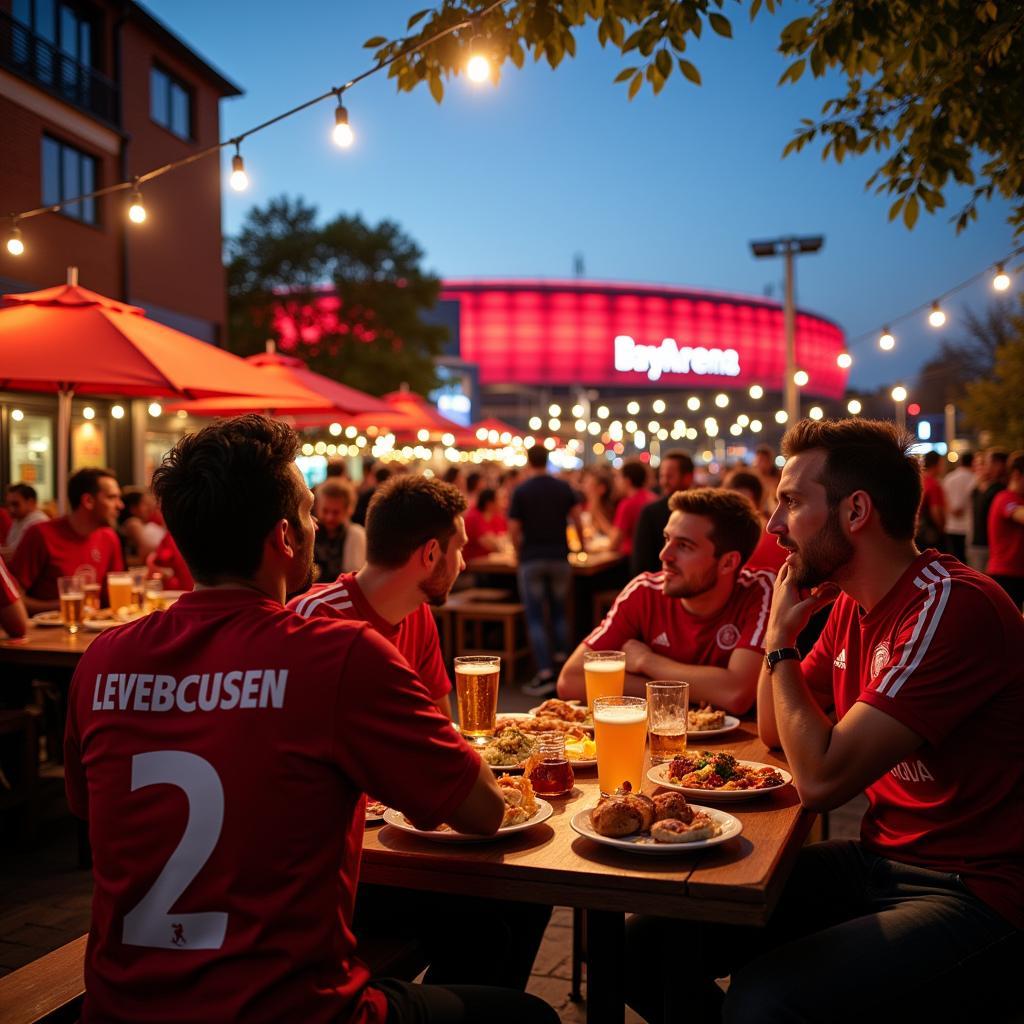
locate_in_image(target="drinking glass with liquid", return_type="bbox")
[583,650,625,709]
[106,573,133,615]
[454,655,501,745]
[58,576,85,634]
[528,731,575,796]
[646,681,689,764]
[593,695,648,796]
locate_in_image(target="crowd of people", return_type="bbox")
[0,414,1021,1023]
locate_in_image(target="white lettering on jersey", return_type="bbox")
[652,631,670,647]
[889,759,936,783]
[91,670,288,712]
[833,648,847,669]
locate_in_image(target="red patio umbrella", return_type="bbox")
[0,272,315,510]
[380,388,466,439]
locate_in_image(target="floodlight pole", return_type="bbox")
[749,236,824,425]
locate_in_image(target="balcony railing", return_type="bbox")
[0,11,118,126]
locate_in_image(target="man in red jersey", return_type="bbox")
[986,449,1024,609]
[291,473,464,718]
[610,458,656,557]
[64,415,557,1024]
[11,467,123,613]
[624,419,1023,1024]
[557,488,771,715]
[290,473,552,990]
[0,553,27,637]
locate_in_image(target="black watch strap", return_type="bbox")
[764,647,801,673]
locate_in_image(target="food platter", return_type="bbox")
[527,699,594,731]
[687,714,742,738]
[82,618,122,632]
[30,611,64,628]
[569,805,742,854]
[382,800,553,843]
[364,799,389,824]
[647,761,792,802]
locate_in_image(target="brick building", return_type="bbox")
[0,0,241,500]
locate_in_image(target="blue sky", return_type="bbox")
[145,0,1020,392]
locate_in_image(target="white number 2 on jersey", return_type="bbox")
[122,751,229,950]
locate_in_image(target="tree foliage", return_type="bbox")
[367,0,1024,235]
[961,301,1024,449]
[226,196,447,396]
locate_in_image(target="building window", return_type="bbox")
[41,134,98,224]
[150,65,192,140]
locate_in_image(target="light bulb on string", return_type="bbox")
[879,327,895,351]
[992,264,1011,291]
[891,385,907,403]
[5,222,24,256]
[748,384,763,400]
[837,352,852,369]
[847,399,862,415]
[928,301,946,328]
[127,183,147,224]
[333,91,354,148]
[229,144,249,192]
[793,370,809,387]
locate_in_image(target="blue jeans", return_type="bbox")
[624,840,1019,1023]
[517,559,573,675]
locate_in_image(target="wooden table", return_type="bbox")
[0,624,98,670]
[362,726,815,1023]
[466,550,626,579]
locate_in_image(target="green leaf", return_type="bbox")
[678,58,701,85]
[708,13,732,38]
[627,70,643,99]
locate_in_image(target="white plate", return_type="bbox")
[382,799,553,843]
[647,760,792,802]
[82,618,122,632]
[494,712,535,724]
[365,801,389,824]
[31,611,65,628]
[569,805,742,854]
[566,757,598,770]
[687,714,742,738]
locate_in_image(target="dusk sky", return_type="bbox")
[145,0,1021,394]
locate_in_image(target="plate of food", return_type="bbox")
[30,610,64,628]
[82,618,122,632]
[481,724,537,771]
[527,698,594,730]
[570,789,741,854]
[382,776,552,843]
[648,751,792,801]
[506,714,590,741]
[365,798,389,823]
[687,703,741,737]
[564,735,598,769]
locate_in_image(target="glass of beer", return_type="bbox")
[107,572,133,615]
[454,655,501,745]
[583,650,625,709]
[647,681,689,764]
[144,576,164,613]
[58,576,85,634]
[83,581,101,617]
[130,567,147,610]
[593,695,648,796]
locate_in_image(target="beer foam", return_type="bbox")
[585,659,625,674]
[455,662,500,676]
[593,704,647,725]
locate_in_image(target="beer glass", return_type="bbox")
[58,576,85,634]
[454,655,501,745]
[106,573,133,615]
[83,581,101,617]
[646,681,689,764]
[130,567,147,610]
[593,695,648,796]
[583,650,625,708]
[144,576,164,613]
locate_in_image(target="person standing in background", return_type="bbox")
[313,478,366,581]
[915,452,946,551]
[942,451,975,563]
[3,484,49,558]
[970,448,1008,570]
[987,450,1024,610]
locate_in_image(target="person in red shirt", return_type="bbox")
[625,418,1024,1024]
[723,468,788,575]
[915,449,947,550]
[462,487,509,561]
[64,414,556,1024]
[0,553,28,638]
[10,467,124,614]
[610,458,656,557]
[558,488,770,715]
[986,449,1024,608]
[146,529,194,592]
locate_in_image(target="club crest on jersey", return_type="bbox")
[716,623,740,651]
[871,642,890,680]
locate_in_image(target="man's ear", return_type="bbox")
[267,518,294,559]
[846,491,872,535]
[719,550,741,576]
[419,538,439,569]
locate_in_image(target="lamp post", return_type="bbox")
[750,235,824,424]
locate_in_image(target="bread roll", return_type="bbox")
[653,791,693,823]
[650,811,718,844]
[590,797,643,837]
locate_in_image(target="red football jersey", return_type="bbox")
[65,588,480,1023]
[586,568,774,665]
[612,489,656,556]
[463,507,508,561]
[800,552,1024,927]
[289,573,451,702]
[745,528,788,575]
[986,489,1024,577]
[0,554,19,607]
[10,516,123,600]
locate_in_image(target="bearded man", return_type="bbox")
[557,488,773,715]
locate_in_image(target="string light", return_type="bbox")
[847,399,862,415]
[891,385,907,403]
[879,327,895,351]
[714,393,729,408]
[111,405,125,419]
[686,396,701,411]
[333,91,354,148]
[993,264,1011,291]
[836,352,852,369]
[775,410,789,424]
[808,406,824,421]
[596,405,609,419]
[750,419,762,432]
[748,384,763,400]
[82,406,95,420]
[928,301,946,328]
[528,416,541,430]
[626,401,640,415]
[5,222,23,256]
[652,398,666,414]
[148,402,163,417]
[229,143,249,191]
[11,409,24,421]
[793,370,809,387]
[128,185,147,224]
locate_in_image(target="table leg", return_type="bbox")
[585,908,623,1024]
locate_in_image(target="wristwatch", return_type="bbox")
[764,647,801,674]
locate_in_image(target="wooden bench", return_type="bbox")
[0,932,427,1024]
[453,601,531,676]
